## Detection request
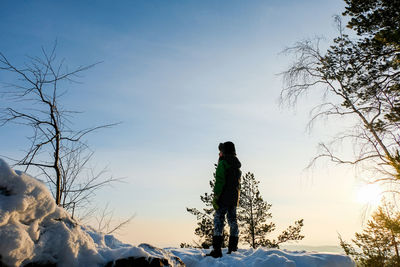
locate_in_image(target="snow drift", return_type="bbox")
[167,247,355,267]
[0,158,355,267]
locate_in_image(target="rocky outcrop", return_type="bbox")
[105,244,185,267]
[23,262,57,267]
[105,256,168,267]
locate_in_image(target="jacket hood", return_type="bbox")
[222,154,241,169]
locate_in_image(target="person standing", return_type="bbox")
[206,141,242,258]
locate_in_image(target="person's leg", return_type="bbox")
[227,206,239,237]
[206,207,227,258]
[214,206,227,236]
[227,206,239,253]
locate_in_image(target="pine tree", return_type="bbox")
[343,0,400,50]
[186,165,229,248]
[186,170,305,249]
[340,202,400,267]
[238,172,304,249]
[238,172,275,248]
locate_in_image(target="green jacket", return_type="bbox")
[214,160,229,197]
[214,155,241,207]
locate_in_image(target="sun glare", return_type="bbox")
[356,184,382,206]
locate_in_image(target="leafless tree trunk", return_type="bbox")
[0,43,119,208]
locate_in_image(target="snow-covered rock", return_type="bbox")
[0,159,182,267]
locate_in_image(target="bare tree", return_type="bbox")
[280,16,400,192]
[58,143,121,216]
[94,203,135,235]
[0,44,119,208]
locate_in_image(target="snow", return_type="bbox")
[0,158,355,267]
[166,247,355,267]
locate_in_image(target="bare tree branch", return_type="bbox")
[0,44,120,213]
[281,17,400,193]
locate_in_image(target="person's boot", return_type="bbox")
[227,236,239,254]
[205,236,223,258]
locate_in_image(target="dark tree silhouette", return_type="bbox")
[239,172,304,249]
[281,10,400,191]
[186,165,229,248]
[186,170,304,249]
[340,202,400,267]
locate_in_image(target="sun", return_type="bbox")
[356,183,382,206]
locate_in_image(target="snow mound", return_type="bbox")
[166,247,355,267]
[0,159,181,267]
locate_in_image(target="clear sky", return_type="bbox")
[0,0,375,248]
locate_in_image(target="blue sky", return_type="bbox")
[0,0,372,248]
